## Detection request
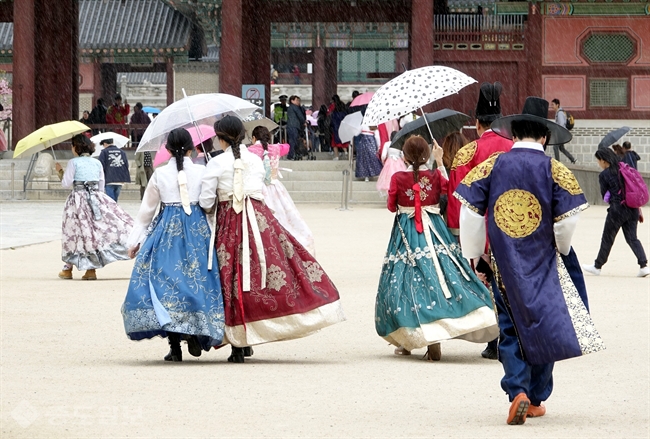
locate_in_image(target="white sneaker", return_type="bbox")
[637,266,650,277]
[582,264,601,276]
[364,177,369,182]
[333,156,339,161]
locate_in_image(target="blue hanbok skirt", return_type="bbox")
[354,134,383,178]
[375,210,499,351]
[121,204,225,350]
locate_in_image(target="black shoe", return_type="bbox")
[227,347,245,363]
[243,346,254,357]
[481,346,498,360]
[164,333,183,362]
[186,335,202,358]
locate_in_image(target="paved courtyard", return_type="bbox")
[1,201,648,438]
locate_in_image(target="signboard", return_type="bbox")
[242,84,265,116]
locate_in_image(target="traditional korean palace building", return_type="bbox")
[1,0,649,145]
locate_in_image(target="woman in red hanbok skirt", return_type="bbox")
[200,116,345,363]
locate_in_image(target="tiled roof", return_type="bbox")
[0,0,191,52]
[117,72,167,84]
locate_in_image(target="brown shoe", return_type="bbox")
[527,403,546,418]
[58,269,73,279]
[507,393,530,425]
[81,269,97,280]
[426,343,442,361]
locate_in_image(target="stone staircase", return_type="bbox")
[0,153,385,204]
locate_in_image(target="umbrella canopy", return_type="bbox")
[141,106,161,114]
[136,93,260,152]
[338,111,364,144]
[350,91,374,107]
[242,113,279,143]
[598,126,630,150]
[14,121,90,159]
[153,125,216,167]
[90,133,130,157]
[390,109,470,150]
[362,66,477,127]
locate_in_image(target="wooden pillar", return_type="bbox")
[312,47,326,111]
[92,58,102,107]
[70,0,79,120]
[324,49,338,105]
[242,0,270,115]
[12,0,36,146]
[410,0,434,69]
[219,0,243,96]
[166,58,174,105]
[526,1,543,98]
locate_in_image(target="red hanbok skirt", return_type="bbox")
[216,199,344,346]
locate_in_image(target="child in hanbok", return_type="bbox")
[200,116,345,363]
[376,132,406,197]
[121,128,225,362]
[56,135,133,280]
[375,135,498,361]
[247,126,316,255]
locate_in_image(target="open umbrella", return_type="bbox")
[141,106,161,114]
[362,66,476,128]
[14,121,90,159]
[153,125,216,167]
[90,133,130,157]
[390,109,470,150]
[136,93,260,152]
[338,111,364,144]
[598,126,630,150]
[350,91,374,107]
[242,113,279,143]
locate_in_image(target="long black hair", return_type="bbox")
[166,128,194,172]
[251,126,271,151]
[214,116,245,159]
[595,148,620,175]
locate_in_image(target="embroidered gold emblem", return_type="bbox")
[451,141,477,170]
[551,159,583,195]
[460,153,501,187]
[494,189,542,238]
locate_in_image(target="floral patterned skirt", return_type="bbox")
[121,204,225,349]
[61,188,133,270]
[354,134,383,178]
[216,199,345,347]
[262,180,315,255]
[375,212,498,351]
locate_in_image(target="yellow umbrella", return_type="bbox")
[13,121,90,159]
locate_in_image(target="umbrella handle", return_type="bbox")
[50,145,58,162]
[181,88,207,160]
[419,107,436,144]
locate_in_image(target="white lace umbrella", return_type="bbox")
[136,93,260,152]
[362,66,477,127]
[338,111,364,144]
[90,132,130,157]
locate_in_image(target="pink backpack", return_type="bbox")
[619,162,649,208]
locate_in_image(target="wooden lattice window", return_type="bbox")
[582,33,636,64]
[589,79,628,108]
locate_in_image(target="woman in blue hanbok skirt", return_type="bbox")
[375,136,498,360]
[354,128,383,180]
[121,128,225,362]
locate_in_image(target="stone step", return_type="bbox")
[25,189,143,201]
[37,182,140,191]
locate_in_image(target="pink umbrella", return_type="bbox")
[153,125,216,167]
[350,91,374,107]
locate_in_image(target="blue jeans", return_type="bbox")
[492,279,554,406]
[105,184,122,202]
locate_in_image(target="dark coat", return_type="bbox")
[98,145,131,184]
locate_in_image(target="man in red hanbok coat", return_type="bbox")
[106,93,130,137]
[447,82,513,360]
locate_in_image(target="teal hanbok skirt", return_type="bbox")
[375,209,498,351]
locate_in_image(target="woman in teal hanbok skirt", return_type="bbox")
[121,128,225,362]
[375,136,498,360]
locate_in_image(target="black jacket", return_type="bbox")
[287,104,306,129]
[623,151,640,170]
[98,145,131,184]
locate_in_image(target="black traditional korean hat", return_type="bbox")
[475,82,503,124]
[491,96,572,146]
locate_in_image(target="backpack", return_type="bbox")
[619,162,649,208]
[563,110,574,130]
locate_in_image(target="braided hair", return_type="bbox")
[214,116,245,160]
[251,126,271,151]
[166,128,194,172]
[403,135,430,184]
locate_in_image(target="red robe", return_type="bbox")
[447,130,513,233]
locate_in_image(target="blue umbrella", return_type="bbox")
[598,126,630,150]
[142,106,161,114]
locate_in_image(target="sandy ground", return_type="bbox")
[0,201,648,438]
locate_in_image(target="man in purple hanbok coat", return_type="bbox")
[454,97,605,425]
